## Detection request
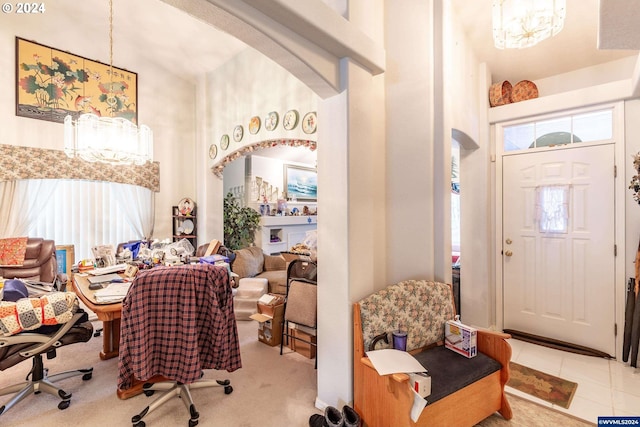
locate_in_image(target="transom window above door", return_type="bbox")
[502,108,613,152]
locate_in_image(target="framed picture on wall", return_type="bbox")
[55,245,75,276]
[15,37,138,124]
[284,164,317,201]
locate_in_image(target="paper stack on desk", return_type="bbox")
[94,282,132,303]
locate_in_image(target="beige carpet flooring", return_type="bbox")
[1,319,594,427]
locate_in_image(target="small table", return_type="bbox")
[71,274,122,360]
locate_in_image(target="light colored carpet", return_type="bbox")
[0,319,594,427]
[1,320,321,427]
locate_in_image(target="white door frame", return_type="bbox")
[494,101,626,359]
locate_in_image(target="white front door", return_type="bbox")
[502,144,615,356]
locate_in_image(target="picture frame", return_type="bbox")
[55,245,75,276]
[284,164,317,201]
[15,37,138,124]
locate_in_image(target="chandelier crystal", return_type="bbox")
[64,0,153,166]
[492,0,566,49]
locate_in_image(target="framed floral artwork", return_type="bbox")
[15,37,138,124]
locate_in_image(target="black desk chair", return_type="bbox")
[0,293,93,415]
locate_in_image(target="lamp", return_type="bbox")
[64,0,152,166]
[492,0,566,49]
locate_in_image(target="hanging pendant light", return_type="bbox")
[64,0,153,166]
[492,0,566,49]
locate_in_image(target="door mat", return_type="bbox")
[507,362,578,409]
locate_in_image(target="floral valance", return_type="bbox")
[0,144,160,192]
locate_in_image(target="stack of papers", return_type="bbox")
[93,282,132,303]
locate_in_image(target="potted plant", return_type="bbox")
[223,192,261,250]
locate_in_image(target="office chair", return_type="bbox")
[0,293,94,415]
[280,259,318,368]
[118,263,241,427]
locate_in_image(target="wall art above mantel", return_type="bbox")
[15,37,138,124]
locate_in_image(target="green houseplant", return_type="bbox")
[223,192,261,250]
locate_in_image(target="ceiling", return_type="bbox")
[29,1,640,88]
[20,0,638,166]
[450,0,640,84]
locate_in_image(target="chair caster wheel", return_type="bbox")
[188,419,198,427]
[144,390,155,397]
[58,400,70,410]
[133,421,145,427]
[216,379,230,386]
[224,385,233,395]
[82,373,93,381]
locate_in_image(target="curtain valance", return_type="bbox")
[0,144,160,192]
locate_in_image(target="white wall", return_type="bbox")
[0,15,196,243]
[196,49,319,244]
[442,3,494,327]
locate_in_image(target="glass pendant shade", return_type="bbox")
[492,0,566,49]
[62,0,152,166]
[64,114,153,166]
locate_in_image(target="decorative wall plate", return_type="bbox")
[249,116,261,134]
[233,125,244,142]
[182,219,194,235]
[209,144,217,159]
[283,109,299,130]
[265,111,279,131]
[220,134,230,150]
[302,112,317,134]
[178,197,195,216]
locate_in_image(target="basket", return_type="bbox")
[511,80,538,103]
[489,80,512,107]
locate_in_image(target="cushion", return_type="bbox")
[0,237,28,267]
[286,279,317,328]
[258,270,287,294]
[358,280,455,352]
[0,292,78,336]
[264,254,286,271]
[232,246,264,279]
[413,346,501,404]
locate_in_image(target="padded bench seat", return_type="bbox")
[414,346,501,404]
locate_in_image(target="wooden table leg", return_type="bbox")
[99,318,121,360]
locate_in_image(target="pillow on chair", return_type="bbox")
[0,292,78,336]
[232,246,264,279]
[0,237,28,267]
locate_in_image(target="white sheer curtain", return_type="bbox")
[0,180,59,237]
[0,180,17,237]
[18,179,155,260]
[112,182,155,239]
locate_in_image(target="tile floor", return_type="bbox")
[507,339,640,424]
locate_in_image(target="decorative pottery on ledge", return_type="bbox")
[489,80,512,107]
[489,79,538,107]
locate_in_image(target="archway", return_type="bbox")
[212,138,317,178]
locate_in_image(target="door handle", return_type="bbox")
[504,250,513,257]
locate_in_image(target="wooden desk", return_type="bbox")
[71,274,122,360]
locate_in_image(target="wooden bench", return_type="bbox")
[353,280,513,427]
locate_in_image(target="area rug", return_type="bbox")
[507,362,578,409]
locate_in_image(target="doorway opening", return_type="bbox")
[451,139,461,315]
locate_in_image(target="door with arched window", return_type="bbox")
[499,107,617,356]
